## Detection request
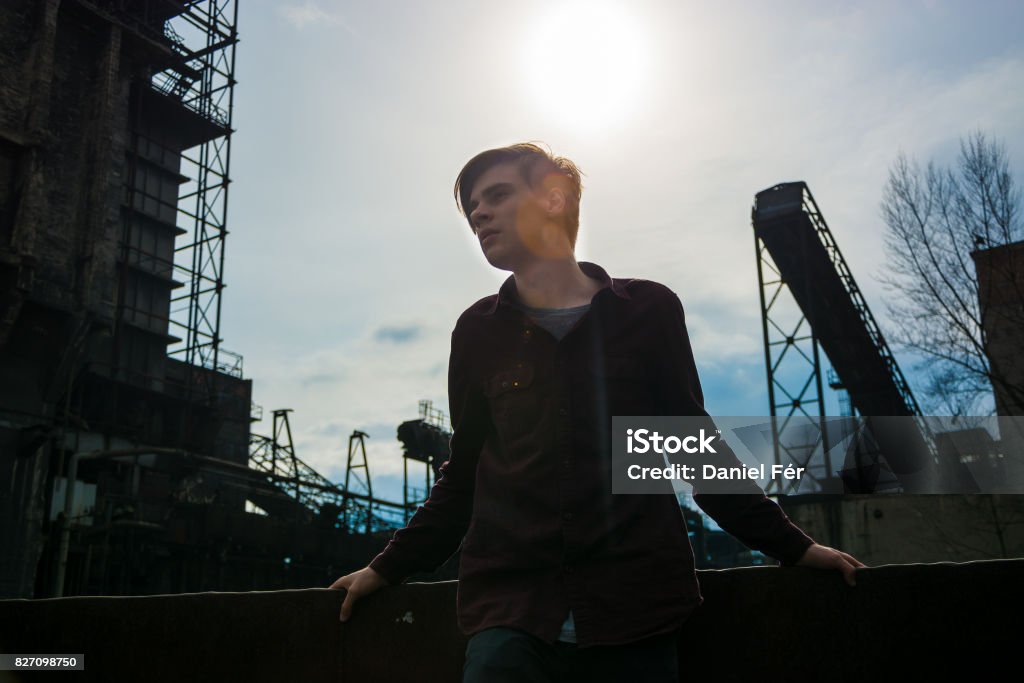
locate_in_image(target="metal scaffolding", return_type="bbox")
[157,0,239,382]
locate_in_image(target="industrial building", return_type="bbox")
[0,1,435,600]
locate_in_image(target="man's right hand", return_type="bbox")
[328,566,390,622]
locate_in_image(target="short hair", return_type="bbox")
[453,142,584,248]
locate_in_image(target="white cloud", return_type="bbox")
[247,317,450,491]
[279,2,355,33]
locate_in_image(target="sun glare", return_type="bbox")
[525,2,650,131]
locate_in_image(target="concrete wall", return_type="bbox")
[972,240,1024,418]
[1,559,1021,681]
[782,494,1024,565]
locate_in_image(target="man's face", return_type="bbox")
[466,162,559,270]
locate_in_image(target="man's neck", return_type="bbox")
[511,258,603,310]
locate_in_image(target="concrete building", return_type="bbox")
[972,240,1024,462]
[0,0,258,598]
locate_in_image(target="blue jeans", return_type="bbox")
[463,626,679,683]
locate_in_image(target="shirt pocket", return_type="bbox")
[483,363,538,444]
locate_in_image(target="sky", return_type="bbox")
[207,1,1024,506]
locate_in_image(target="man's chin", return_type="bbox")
[481,248,516,272]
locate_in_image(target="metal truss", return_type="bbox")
[755,240,835,494]
[249,410,408,533]
[157,0,238,380]
[799,185,923,417]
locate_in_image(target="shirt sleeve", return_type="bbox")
[654,287,816,567]
[368,320,489,583]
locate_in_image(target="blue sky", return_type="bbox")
[215,1,1024,504]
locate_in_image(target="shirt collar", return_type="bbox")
[484,262,631,315]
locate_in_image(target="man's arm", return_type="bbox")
[652,286,863,580]
[330,321,489,619]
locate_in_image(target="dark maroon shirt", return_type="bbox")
[369,262,815,648]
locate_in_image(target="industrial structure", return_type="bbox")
[0,1,444,600]
[0,0,252,598]
[753,182,977,494]
[754,183,1024,561]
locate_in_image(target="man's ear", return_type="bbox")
[543,185,566,218]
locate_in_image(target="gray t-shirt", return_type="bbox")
[516,301,591,342]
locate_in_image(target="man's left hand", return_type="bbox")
[795,543,866,587]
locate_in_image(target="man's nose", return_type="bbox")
[470,205,490,229]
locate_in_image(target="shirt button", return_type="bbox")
[561,459,570,468]
[564,564,574,574]
[501,381,509,389]
[559,408,568,416]
[563,512,573,521]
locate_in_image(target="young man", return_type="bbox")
[329,143,864,682]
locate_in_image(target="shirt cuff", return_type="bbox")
[368,549,410,585]
[777,531,816,567]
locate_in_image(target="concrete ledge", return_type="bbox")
[1,560,1021,681]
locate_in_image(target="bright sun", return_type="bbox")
[525,2,650,131]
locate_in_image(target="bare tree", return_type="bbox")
[878,131,1024,416]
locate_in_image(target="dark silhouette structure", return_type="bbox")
[0,1,413,601]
